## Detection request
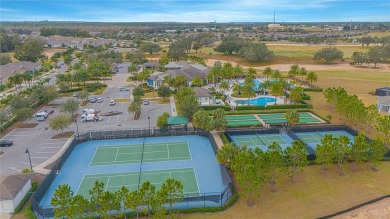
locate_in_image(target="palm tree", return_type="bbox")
[272,70,282,80]
[270,81,284,104]
[306,71,318,86]
[299,67,308,81]
[128,97,142,120]
[289,86,304,103]
[232,83,242,96]
[233,64,244,78]
[174,75,187,88]
[242,77,256,105]
[219,80,230,95]
[262,67,273,81]
[285,110,299,126]
[22,72,32,88]
[288,64,300,79]
[247,67,257,77]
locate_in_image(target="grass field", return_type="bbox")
[267,44,368,58]
[179,162,390,219]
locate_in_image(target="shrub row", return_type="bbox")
[302,92,311,100]
[61,87,83,93]
[86,83,107,92]
[0,116,17,131]
[14,182,38,214]
[179,192,238,214]
[220,132,230,144]
[225,109,311,115]
[200,105,231,111]
[304,87,323,92]
[235,103,310,110]
[24,203,38,219]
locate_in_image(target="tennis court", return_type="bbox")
[77,168,199,197]
[230,133,293,150]
[258,112,322,125]
[296,130,355,149]
[40,135,227,209]
[90,142,191,166]
[226,115,261,127]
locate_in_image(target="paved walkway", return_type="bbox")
[170,97,177,116]
[211,131,224,149]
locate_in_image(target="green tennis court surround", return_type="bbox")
[77,168,199,198]
[227,120,261,127]
[226,115,256,121]
[90,142,191,166]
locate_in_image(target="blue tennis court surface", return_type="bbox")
[295,130,355,150]
[230,133,293,150]
[39,135,225,208]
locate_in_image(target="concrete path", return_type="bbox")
[211,131,224,149]
[170,97,177,116]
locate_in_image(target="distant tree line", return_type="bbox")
[40,27,90,37]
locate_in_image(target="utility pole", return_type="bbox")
[273,8,276,24]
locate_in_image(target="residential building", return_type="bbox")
[194,87,215,105]
[375,87,390,96]
[0,173,33,215]
[0,61,41,82]
[377,96,390,115]
[143,62,160,69]
[147,61,210,89]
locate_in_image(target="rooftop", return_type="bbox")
[0,173,33,200]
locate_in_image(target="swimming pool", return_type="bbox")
[235,97,276,106]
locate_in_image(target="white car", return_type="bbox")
[118,87,130,91]
[97,97,104,103]
[109,100,116,106]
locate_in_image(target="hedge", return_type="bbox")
[304,87,323,92]
[220,132,230,144]
[24,203,38,219]
[200,105,231,111]
[236,103,310,111]
[14,182,38,214]
[0,116,17,131]
[225,109,312,115]
[61,87,83,93]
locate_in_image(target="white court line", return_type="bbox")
[75,175,86,194]
[186,141,192,160]
[9,167,21,172]
[167,144,170,159]
[105,176,111,191]
[107,116,111,123]
[88,147,99,166]
[113,147,120,162]
[21,161,37,166]
[192,168,201,195]
[124,111,128,121]
[84,169,194,179]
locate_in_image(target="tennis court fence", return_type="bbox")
[31,127,233,218]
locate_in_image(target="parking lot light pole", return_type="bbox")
[75,119,80,141]
[25,148,33,172]
[148,116,151,134]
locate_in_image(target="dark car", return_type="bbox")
[0,140,13,147]
[103,111,123,116]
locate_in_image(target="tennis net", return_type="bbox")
[256,134,267,146]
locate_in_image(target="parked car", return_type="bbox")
[109,100,116,106]
[118,87,130,91]
[103,111,123,116]
[36,112,48,121]
[143,100,150,105]
[73,92,79,97]
[97,97,104,103]
[0,140,13,147]
[90,97,97,103]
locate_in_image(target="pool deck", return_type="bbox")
[228,96,287,107]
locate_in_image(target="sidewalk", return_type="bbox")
[170,96,177,116]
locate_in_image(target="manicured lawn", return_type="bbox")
[179,162,390,219]
[267,44,368,58]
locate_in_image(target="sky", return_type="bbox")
[1,0,389,22]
